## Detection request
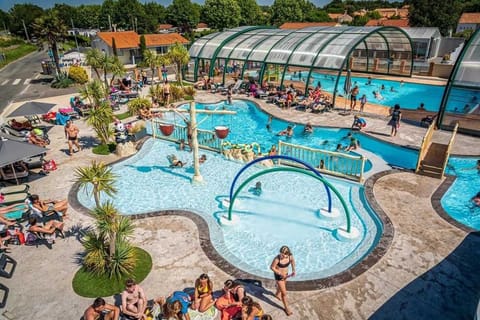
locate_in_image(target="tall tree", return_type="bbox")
[203,0,241,30]
[167,0,200,33]
[112,37,118,56]
[75,160,118,208]
[0,10,11,32]
[305,8,332,22]
[270,0,307,26]
[32,10,68,74]
[115,0,146,31]
[142,2,167,33]
[237,0,262,26]
[99,0,117,31]
[52,3,77,28]
[8,4,44,38]
[75,5,101,29]
[408,0,462,36]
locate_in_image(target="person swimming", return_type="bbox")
[277,125,294,137]
[472,192,480,207]
[251,181,262,196]
[304,123,313,134]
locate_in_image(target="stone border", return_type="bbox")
[68,147,396,291]
[431,175,475,233]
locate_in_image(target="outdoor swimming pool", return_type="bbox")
[284,72,445,111]
[175,100,419,169]
[442,157,480,230]
[77,139,383,281]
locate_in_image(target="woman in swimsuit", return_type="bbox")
[192,273,215,312]
[270,245,296,316]
[241,296,263,320]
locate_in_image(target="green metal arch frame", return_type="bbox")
[220,30,274,84]
[227,166,352,232]
[243,29,297,82]
[189,34,219,82]
[328,26,413,106]
[193,26,262,82]
[437,28,480,128]
[278,31,323,87]
[304,27,353,95]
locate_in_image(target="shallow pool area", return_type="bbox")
[77,139,383,281]
[173,100,419,169]
[442,157,480,230]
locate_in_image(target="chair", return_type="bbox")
[0,183,29,195]
[0,193,29,206]
[0,253,16,279]
[0,282,8,308]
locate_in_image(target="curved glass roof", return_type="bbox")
[189,26,413,70]
[452,30,480,88]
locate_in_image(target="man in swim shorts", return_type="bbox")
[65,120,80,156]
[121,279,147,319]
[84,297,119,320]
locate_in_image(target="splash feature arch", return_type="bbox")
[226,166,360,240]
[229,155,333,213]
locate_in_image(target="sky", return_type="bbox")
[0,0,335,11]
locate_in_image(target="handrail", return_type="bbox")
[415,121,436,173]
[278,141,366,182]
[441,122,459,178]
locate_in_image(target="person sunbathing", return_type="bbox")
[27,132,48,147]
[27,216,64,244]
[139,107,153,120]
[29,194,69,218]
[0,204,27,219]
[10,119,33,130]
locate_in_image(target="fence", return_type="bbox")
[278,141,366,182]
[415,121,436,173]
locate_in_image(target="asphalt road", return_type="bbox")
[0,49,77,114]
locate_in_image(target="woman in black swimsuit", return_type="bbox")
[270,245,296,316]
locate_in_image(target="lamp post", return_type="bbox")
[22,20,29,42]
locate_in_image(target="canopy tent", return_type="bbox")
[0,139,47,168]
[7,101,56,118]
[186,26,414,107]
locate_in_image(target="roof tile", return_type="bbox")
[459,13,480,24]
[279,22,338,29]
[97,31,189,49]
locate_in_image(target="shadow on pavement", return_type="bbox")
[369,232,480,319]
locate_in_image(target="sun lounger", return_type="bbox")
[0,184,29,195]
[1,204,30,221]
[0,166,29,182]
[0,193,28,206]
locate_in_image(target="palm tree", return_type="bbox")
[75,160,118,207]
[83,201,136,277]
[142,50,162,82]
[79,80,107,107]
[32,10,68,74]
[167,42,190,87]
[85,101,114,145]
[85,48,105,80]
[109,56,126,86]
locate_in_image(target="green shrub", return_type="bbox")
[127,98,151,116]
[51,72,74,88]
[92,143,116,155]
[68,65,88,84]
[183,85,196,97]
[72,247,152,297]
[170,84,184,102]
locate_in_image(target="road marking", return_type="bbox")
[24,78,31,85]
[12,78,21,85]
[1,80,8,86]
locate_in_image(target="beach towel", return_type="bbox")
[188,305,218,320]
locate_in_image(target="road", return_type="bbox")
[0,50,77,114]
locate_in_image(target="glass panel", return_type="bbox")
[216,34,252,59]
[314,33,363,69]
[196,59,211,79]
[454,37,480,86]
[185,58,196,81]
[189,38,210,58]
[229,34,271,60]
[198,31,238,59]
[441,87,480,132]
[224,60,244,83]
[249,33,292,61]
[212,58,226,84]
[289,33,337,66]
[266,33,312,64]
[283,66,311,94]
[244,61,265,82]
[262,64,286,89]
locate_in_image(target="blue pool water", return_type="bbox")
[77,139,382,280]
[174,100,418,169]
[442,158,480,230]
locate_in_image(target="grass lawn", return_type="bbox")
[72,247,152,297]
[0,43,37,68]
[115,111,132,120]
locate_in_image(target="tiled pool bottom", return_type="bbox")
[77,139,383,281]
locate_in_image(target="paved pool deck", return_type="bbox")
[1,90,479,319]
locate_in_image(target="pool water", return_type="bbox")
[285,72,445,111]
[77,139,383,280]
[174,100,418,169]
[442,157,480,230]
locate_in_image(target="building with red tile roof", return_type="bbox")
[365,19,410,28]
[456,13,480,33]
[93,31,189,64]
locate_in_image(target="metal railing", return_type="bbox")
[278,141,366,182]
[151,118,222,152]
[441,122,459,178]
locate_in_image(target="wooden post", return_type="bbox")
[190,101,203,183]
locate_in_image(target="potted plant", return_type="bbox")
[128,121,147,141]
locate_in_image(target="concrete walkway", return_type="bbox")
[0,91,478,319]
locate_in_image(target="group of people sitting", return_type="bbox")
[84,276,274,320]
[0,192,68,251]
[296,86,333,113]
